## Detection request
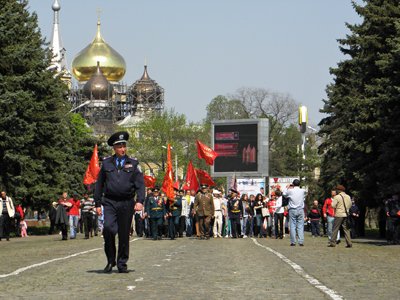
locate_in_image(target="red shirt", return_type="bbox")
[16,205,24,219]
[268,199,276,214]
[322,198,335,217]
[68,199,81,216]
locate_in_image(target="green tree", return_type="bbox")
[319,0,400,206]
[205,95,247,123]
[126,109,208,185]
[0,1,95,209]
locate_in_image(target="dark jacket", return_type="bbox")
[94,155,145,206]
[228,197,243,219]
[308,206,321,221]
[55,205,68,225]
[168,196,182,217]
[385,198,400,218]
[49,206,57,222]
[145,195,166,219]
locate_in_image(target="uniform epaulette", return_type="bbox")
[129,156,138,161]
[102,156,112,161]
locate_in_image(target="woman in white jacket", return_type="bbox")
[0,191,15,241]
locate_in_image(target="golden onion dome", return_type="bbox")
[72,21,126,82]
[83,62,112,99]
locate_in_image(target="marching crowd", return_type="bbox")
[1,183,399,246]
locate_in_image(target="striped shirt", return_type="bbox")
[81,198,95,213]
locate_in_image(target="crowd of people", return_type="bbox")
[119,181,366,248]
[1,184,399,247]
[52,191,99,240]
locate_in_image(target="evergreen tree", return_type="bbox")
[0,0,95,209]
[319,0,400,205]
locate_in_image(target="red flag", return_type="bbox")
[173,180,180,190]
[144,175,156,188]
[83,144,100,185]
[196,140,218,165]
[162,144,175,200]
[195,168,216,186]
[182,161,199,192]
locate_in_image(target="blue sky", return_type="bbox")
[28,0,361,126]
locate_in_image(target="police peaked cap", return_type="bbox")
[108,131,129,146]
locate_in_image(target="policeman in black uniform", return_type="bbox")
[95,131,145,273]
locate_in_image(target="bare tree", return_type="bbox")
[228,87,299,149]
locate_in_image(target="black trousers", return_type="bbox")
[168,215,180,239]
[49,220,56,235]
[387,217,400,243]
[134,213,144,237]
[230,217,241,238]
[83,212,93,238]
[0,213,11,239]
[103,198,134,269]
[274,213,284,238]
[14,215,21,237]
[150,217,163,239]
[58,223,68,240]
[179,216,186,237]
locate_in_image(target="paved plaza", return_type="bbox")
[0,234,399,299]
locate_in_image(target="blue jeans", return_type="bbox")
[241,216,248,236]
[69,215,79,238]
[185,216,193,237]
[289,208,304,245]
[327,215,340,241]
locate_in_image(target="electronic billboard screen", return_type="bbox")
[214,123,258,172]
[211,119,269,177]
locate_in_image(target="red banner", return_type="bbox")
[144,175,156,188]
[83,144,100,185]
[195,168,215,186]
[173,180,180,190]
[196,140,218,165]
[162,144,175,200]
[182,161,199,192]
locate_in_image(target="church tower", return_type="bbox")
[49,0,72,87]
[68,12,164,134]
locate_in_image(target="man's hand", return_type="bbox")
[96,207,102,216]
[134,202,143,211]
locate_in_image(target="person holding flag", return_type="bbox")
[167,187,182,240]
[94,131,145,273]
